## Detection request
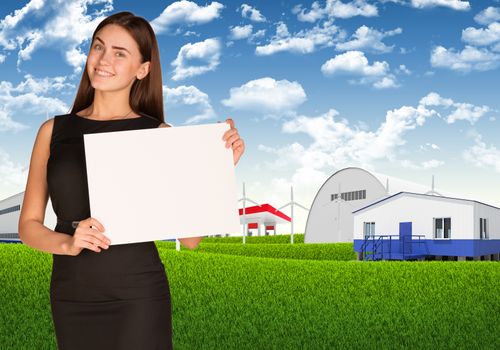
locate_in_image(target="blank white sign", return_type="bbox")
[83,123,241,245]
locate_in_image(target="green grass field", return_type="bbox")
[1,234,499,349]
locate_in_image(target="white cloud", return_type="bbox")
[8,74,74,94]
[474,7,500,25]
[229,25,265,44]
[229,24,253,40]
[0,75,69,132]
[0,54,5,63]
[401,159,444,169]
[150,1,224,34]
[260,104,435,171]
[396,64,412,75]
[420,142,440,150]
[464,134,500,173]
[373,76,399,89]
[321,50,398,89]
[251,29,266,41]
[446,103,490,124]
[292,0,378,22]
[462,22,500,47]
[335,25,402,53]
[258,92,491,180]
[163,85,215,124]
[0,0,113,73]
[0,110,28,132]
[240,4,266,22]
[255,20,342,56]
[0,0,45,50]
[419,92,490,124]
[171,38,221,81]
[0,147,28,189]
[221,77,307,115]
[382,0,470,11]
[410,0,470,11]
[419,92,454,107]
[430,45,500,72]
[184,30,199,37]
[321,51,388,75]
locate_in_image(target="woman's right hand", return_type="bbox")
[66,217,111,256]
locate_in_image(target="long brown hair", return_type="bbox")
[70,11,164,122]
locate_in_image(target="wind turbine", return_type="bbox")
[277,186,309,244]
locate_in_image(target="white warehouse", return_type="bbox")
[0,191,56,241]
[304,167,452,244]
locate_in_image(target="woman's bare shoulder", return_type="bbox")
[38,118,55,143]
[158,122,171,128]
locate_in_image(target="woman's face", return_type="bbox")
[87,24,149,93]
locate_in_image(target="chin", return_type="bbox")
[90,81,131,93]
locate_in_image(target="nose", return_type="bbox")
[98,48,113,66]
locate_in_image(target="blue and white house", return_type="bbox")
[353,192,500,261]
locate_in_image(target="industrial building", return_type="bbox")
[353,192,500,261]
[0,191,57,242]
[304,167,452,244]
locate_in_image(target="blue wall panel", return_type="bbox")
[354,238,500,257]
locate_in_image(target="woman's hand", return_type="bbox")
[66,217,111,256]
[222,118,245,166]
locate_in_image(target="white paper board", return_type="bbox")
[83,123,240,245]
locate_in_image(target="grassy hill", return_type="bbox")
[1,236,498,349]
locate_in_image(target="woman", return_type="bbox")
[18,11,244,350]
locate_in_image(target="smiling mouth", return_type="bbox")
[95,68,115,77]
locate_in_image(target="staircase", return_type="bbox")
[360,234,427,261]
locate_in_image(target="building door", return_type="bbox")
[399,222,412,255]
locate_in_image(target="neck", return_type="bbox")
[87,89,136,120]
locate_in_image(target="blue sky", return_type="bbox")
[1,0,499,233]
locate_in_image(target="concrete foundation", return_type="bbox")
[458,256,466,261]
[473,256,481,261]
[493,253,500,261]
[484,254,491,261]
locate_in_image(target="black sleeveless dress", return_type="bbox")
[47,113,173,350]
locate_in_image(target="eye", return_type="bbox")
[93,43,102,50]
[115,51,126,57]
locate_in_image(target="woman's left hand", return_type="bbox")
[222,118,245,166]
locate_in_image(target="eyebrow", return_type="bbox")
[94,36,131,54]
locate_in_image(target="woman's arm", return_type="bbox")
[18,119,72,255]
[158,122,204,250]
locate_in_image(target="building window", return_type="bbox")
[480,218,488,239]
[434,218,451,239]
[331,189,367,202]
[364,222,375,238]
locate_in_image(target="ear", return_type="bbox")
[137,61,151,80]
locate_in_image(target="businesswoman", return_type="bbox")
[18,11,244,350]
